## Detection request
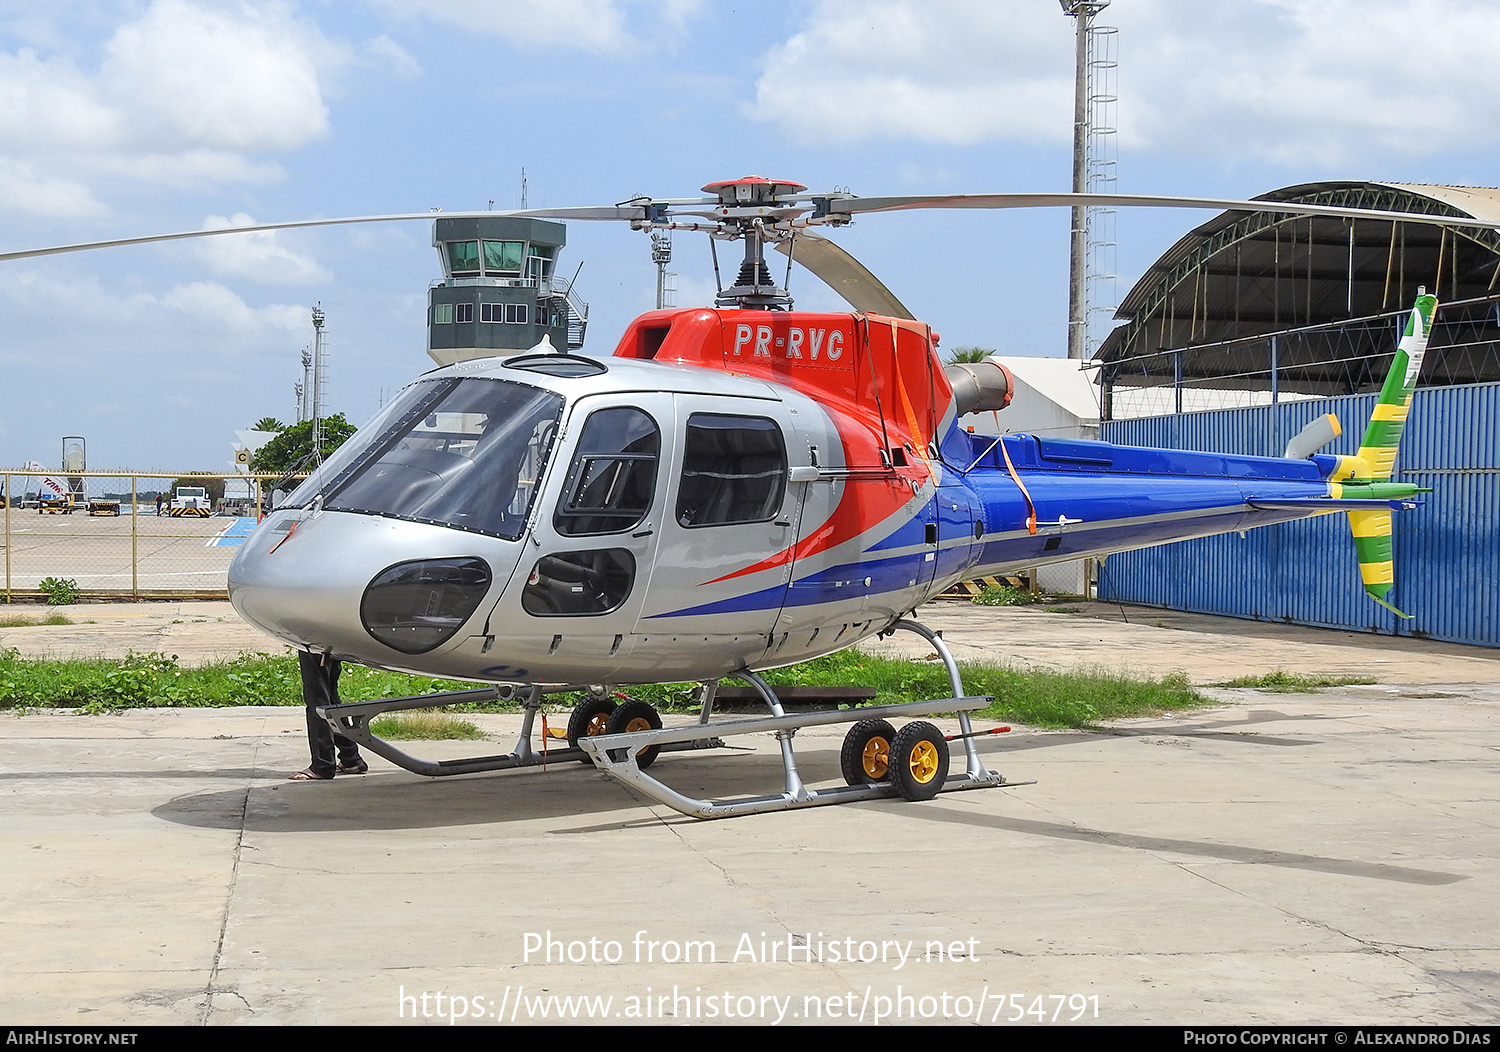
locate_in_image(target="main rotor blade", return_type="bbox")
[0,206,647,264]
[773,232,915,320]
[824,192,1500,231]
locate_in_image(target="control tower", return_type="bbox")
[427,216,589,366]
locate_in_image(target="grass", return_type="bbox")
[0,649,479,715]
[0,614,74,628]
[971,584,1049,607]
[0,646,1209,730]
[1216,669,1379,693]
[626,648,1205,729]
[369,710,484,740]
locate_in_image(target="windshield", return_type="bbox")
[286,377,564,540]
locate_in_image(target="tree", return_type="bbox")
[249,414,358,474]
[251,417,286,432]
[946,346,996,364]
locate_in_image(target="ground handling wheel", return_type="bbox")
[605,698,662,770]
[889,721,950,802]
[567,695,618,764]
[840,719,897,786]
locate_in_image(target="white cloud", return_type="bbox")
[96,151,287,189]
[0,1,335,215]
[160,280,308,335]
[98,0,329,152]
[752,0,1500,166]
[752,0,1070,146]
[372,0,700,53]
[1119,0,1500,165]
[364,34,420,78]
[194,213,331,286]
[0,267,309,359]
[0,159,107,218]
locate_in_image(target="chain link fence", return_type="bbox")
[1,472,286,601]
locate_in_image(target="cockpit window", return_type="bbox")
[554,407,660,536]
[292,377,563,540]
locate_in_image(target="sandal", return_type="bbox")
[337,759,369,775]
[289,767,332,781]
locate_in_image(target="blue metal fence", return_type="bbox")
[1098,382,1500,647]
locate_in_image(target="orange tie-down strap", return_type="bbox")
[998,438,1037,536]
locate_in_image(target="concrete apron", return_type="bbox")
[0,601,1497,1024]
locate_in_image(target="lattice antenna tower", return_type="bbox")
[652,231,677,310]
[1061,0,1115,359]
[1085,16,1118,358]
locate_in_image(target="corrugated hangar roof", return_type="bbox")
[1098,181,1500,396]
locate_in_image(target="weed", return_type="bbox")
[38,578,81,606]
[1217,669,1379,693]
[370,710,484,740]
[971,584,1047,607]
[0,614,73,628]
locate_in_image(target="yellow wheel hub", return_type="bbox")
[586,714,610,736]
[861,738,890,779]
[907,741,940,784]
[625,716,653,755]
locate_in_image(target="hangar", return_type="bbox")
[1092,181,1500,646]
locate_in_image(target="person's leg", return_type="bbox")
[327,659,367,773]
[294,650,337,779]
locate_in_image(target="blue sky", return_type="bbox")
[3,0,1498,470]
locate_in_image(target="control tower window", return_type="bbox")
[483,240,524,274]
[433,303,453,325]
[480,303,530,324]
[447,241,480,276]
[525,247,556,279]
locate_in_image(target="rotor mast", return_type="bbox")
[698,177,807,311]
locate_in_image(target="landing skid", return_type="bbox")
[579,620,1025,818]
[317,684,724,778]
[315,619,1028,818]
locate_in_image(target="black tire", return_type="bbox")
[840,719,897,786]
[889,722,949,802]
[567,695,617,763]
[606,698,662,770]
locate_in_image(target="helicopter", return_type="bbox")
[1,178,1476,818]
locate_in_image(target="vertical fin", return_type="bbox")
[1353,291,1437,480]
[1344,291,1436,618]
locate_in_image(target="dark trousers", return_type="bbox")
[299,651,362,777]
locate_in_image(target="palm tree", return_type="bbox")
[946,346,995,364]
[251,417,286,432]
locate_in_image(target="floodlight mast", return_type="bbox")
[1061,0,1111,360]
[310,305,325,462]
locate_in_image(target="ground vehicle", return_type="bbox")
[36,476,75,515]
[169,486,210,517]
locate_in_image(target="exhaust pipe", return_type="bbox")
[945,359,1013,416]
